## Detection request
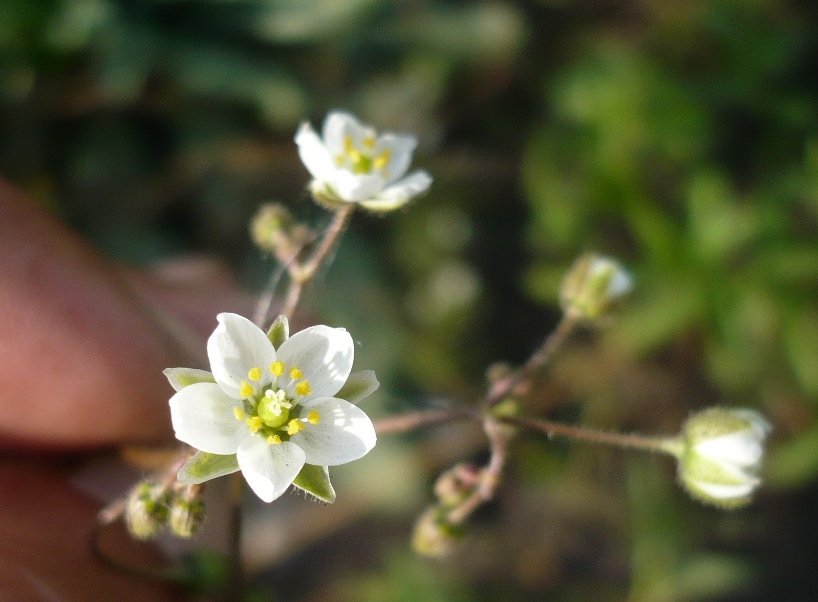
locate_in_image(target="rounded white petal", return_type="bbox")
[276,325,354,398]
[295,122,335,181]
[360,170,433,212]
[688,478,758,501]
[207,313,276,399]
[169,382,246,455]
[292,397,377,466]
[322,111,366,157]
[376,133,417,184]
[696,432,764,468]
[332,170,387,202]
[237,437,306,503]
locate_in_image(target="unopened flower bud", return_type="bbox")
[411,507,462,558]
[677,408,772,508]
[434,463,481,508]
[560,254,632,321]
[250,203,311,259]
[168,484,205,538]
[125,482,169,540]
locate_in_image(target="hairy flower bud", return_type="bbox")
[125,482,169,540]
[250,203,311,260]
[677,408,772,508]
[411,507,462,558]
[168,484,205,538]
[433,463,481,508]
[560,254,632,321]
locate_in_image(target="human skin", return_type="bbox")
[0,178,253,599]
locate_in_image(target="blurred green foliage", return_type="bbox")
[3,0,818,600]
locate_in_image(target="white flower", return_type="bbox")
[295,110,432,211]
[678,408,772,507]
[168,313,377,503]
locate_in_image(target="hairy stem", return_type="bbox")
[373,408,476,434]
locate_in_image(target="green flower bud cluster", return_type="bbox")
[125,479,206,540]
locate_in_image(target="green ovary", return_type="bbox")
[257,397,291,428]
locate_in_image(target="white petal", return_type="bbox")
[207,313,276,399]
[376,133,417,184]
[276,325,354,398]
[332,170,387,202]
[696,432,763,467]
[322,111,367,157]
[169,382,246,455]
[237,437,306,503]
[688,478,758,501]
[292,397,377,466]
[295,121,335,182]
[359,170,432,212]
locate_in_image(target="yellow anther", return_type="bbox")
[267,435,282,445]
[307,410,321,425]
[270,361,284,377]
[248,367,262,382]
[363,137,376,149]
[239,381,254,398]
[286,419,304,436]
[344,136,353,153]
[295,380,312,397]
[233,407,245,420]
[246,416,264,433]
[289,367,303,380]
[373,150,391,170]
[335,155,345,166]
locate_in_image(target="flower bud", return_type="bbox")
[411,507,462,558]
[560,254,632,321]
[677,408,772,508]
[250,203,311,259]
[433,463,481,508]
[125,482,169,540]
[168,484,205,538]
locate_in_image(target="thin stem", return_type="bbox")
[252,259,289,328]
[224,472,246,602]
[373,408,476,435]
[504,415,680,455]
[280,205,355,320]
[483,314,579,409]
[446,417,508,525]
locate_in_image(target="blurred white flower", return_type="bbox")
[295,110,432,211]
[677,408,771,507]
[168,313,376,503]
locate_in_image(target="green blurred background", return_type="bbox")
[3,0,818,600]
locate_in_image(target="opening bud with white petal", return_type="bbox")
[676,407,772,508]
[411,507,463,559]
[560,254,633,321]
[168,483,205,539]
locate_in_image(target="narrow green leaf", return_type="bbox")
[177,451,240,485]
[336,370,379,405]
[267,315,289,349]
[164,368,216,391]
[292,464,336,503]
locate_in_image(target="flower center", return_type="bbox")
[336,135,391,177]
[233,363,321,445]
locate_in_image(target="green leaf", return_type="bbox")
[335,370,379,404]
[267,315,289,349]
[292,464,336,503]
[177,451,240,485]
[164,368,216,392]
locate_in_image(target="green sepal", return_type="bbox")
[164,368,216,392]
[292,464,336,503]
[267,315,289,349]
[336,370,379,405]
[177,451,240,485]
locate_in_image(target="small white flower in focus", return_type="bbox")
[295,110,433,212]
[677,408,772,508]
[560,254,633,321]
[167,313,377,503]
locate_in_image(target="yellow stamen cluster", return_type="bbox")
[267,435,282,445]
[239,381,254,398]
[246,416,264,433]
[295,381,312,396]
[307,410,321,425]
[287,419,305,436]
[234,408,245,420]
[270,361,284,377]
[289,367,303,380]
[248,367,262,382]
[336,135,391,175]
